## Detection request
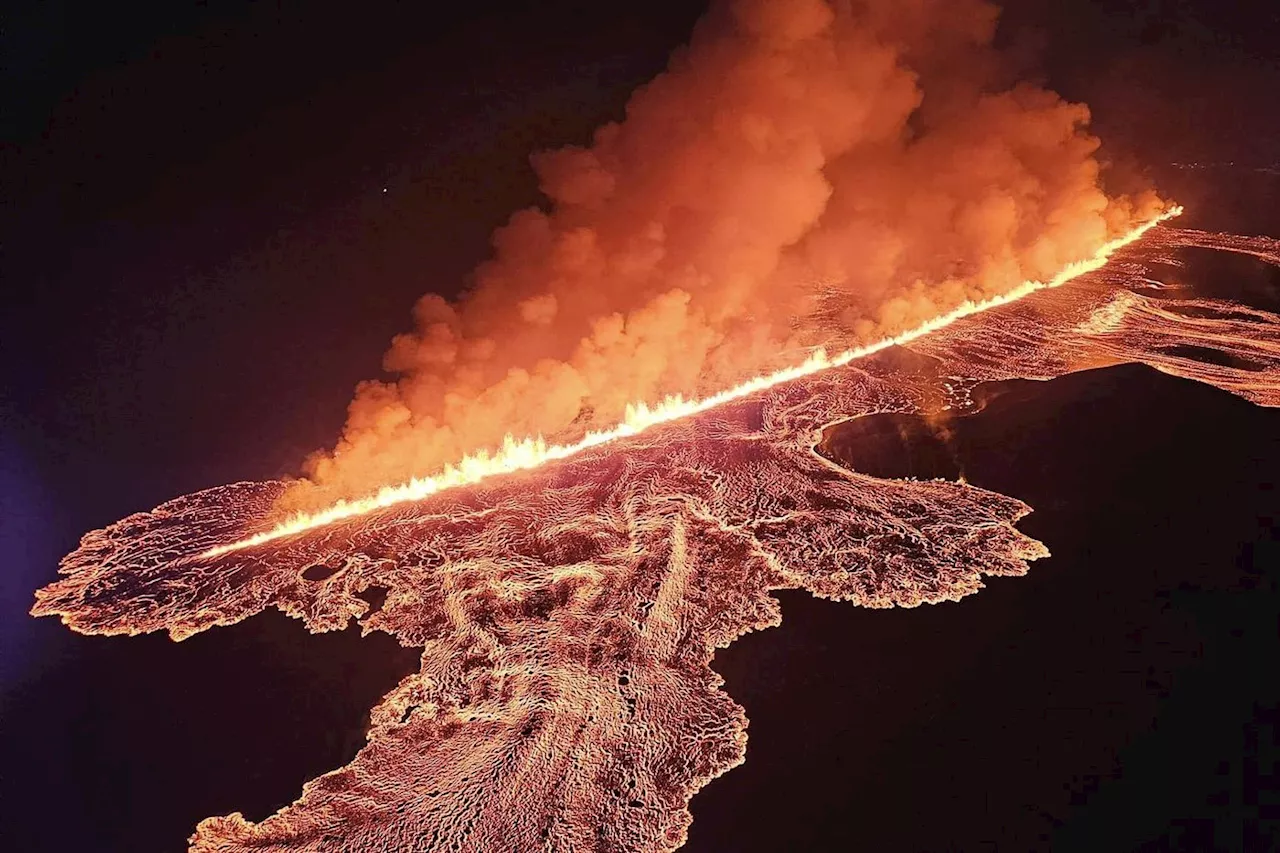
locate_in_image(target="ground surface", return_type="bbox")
[6,177,1280,851]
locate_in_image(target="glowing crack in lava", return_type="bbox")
[31,222,1280,853]
[202,208,1181,560]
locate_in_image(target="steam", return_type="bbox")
[294,0,1162,506]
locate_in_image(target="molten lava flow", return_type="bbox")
[203,206,1182,560]
[30,218,1280,853]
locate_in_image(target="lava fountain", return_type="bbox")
[203,207,1181,559]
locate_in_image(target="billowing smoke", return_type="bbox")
[292,0,1162,506]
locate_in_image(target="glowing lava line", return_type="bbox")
[202,207,1181,558]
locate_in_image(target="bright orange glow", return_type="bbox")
[202,206,1182,559]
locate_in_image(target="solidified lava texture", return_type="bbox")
[32,230,1280,852]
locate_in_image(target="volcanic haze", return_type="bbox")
[292,0,1165,508]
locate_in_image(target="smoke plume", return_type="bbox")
[293,0,1162,506]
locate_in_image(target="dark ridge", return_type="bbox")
[858,345,944,379]
[0,609,422,852]
[1169,246,1280,312]
[689,363,1280,852]
[358,585,390,617]
[301,562,343,582]
[1163,304,1269,323]
[1159,344,1268,372]
[818,413,961,481]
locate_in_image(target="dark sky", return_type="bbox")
[2,1,1279,850]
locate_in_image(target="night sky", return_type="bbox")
[3,2,1279,851]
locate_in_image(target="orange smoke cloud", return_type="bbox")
[294,0,1163,506]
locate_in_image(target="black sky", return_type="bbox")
[3,1,1279,850]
